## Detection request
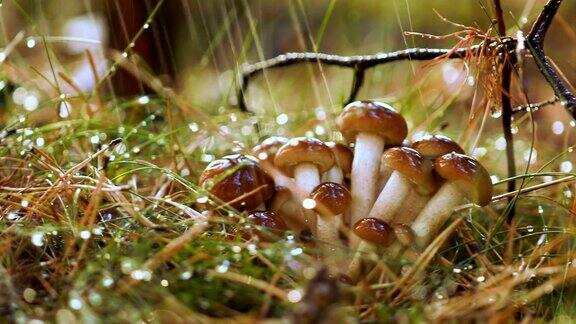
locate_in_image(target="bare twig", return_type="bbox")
[512,97,559,114]
[237,42,516,112]
[527,0,576,117]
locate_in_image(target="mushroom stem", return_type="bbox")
[294,162,321,231]
[377,163,393,193]
[317,215,340,246]
[347,241,376,282]
[394,190,430,224]
[322,166,344,184]
[271,194,306,232]
[411,183,464,249]
[294,162,321,194]
[350,133,385,238]
[317,215,342,273]
[368,171,412,222]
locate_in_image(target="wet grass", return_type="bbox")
[1,0,576,322]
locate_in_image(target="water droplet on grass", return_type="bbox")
[287,289,302,303]
[31,232,44,246]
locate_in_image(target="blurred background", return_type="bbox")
[0,0,576,188]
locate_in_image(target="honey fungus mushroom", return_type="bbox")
[411,152,493,249]
[347,217,395,281]
[309,182,351,247]
[274,137,335,232]
[368,147,436,223]
[199,154,275,211]
[323,142,353,184]
[393,134,465,224]
[233,210,288,241]
[337,101,407,245]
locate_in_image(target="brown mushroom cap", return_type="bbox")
[336,101,408,145]
[411,134,464,160]
[353,218,394,246]
[233,210,287,241]
[274,137,335,176]
[252,136,289,163]
[392,223,414,247]
[435,152,493,206]
[382,147,437,194]
[199,154,275,211]
[326,142,353,176]
[309,182,352,218]
[247,210,288,231]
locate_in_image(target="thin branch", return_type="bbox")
[493,0,516,222]
[527,0,576,117]
[512,97,559,114]
[237,42,515,112]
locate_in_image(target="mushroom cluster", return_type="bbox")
[198,100,493,280]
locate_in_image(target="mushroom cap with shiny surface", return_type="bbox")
[199,154,275,211]
[435,152,493,206]
[309,182,352,218]
[336,101,408,145]
[411,134,464,160]
[234,210,287,241]
[247,210,288,231]
[252,136,289,163]
[326,142,354,176]
[382,147,437,194]
[353,218,394,246]
[274,137,335,176]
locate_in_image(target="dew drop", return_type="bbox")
[494,137,506,151]
[215,260,230,273]
[287,289,302,303]
[560,161,573,172]
[290,247,303,256]
[31,232,44,246]
[79,230,91,240]
[180,271,192,280]
[137,96,150,105]
[276,113,288,125]
[69,297,83,310]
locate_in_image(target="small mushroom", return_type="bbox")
[275,137,335,193]
[199,154,275,211]
[252,136,290,186]
[252,136,289,163]
[368,147,436,223]
[309,182,351,249]
[234,210,288,241]
[347,217,394,281]
[410,134,464,160]
[411,152,493,249]
[337,101,407,245]
[377,140,410,192]
[323,142,353,184]
[270,186,307,232]
[275,137,335,232]
[394,134,465,224]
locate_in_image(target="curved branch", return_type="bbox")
[527,0,576,117]
[237,43,515,112]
